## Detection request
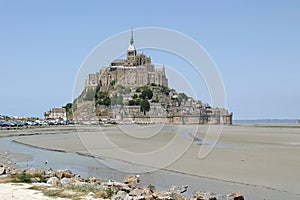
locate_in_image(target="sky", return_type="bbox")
[0,0,299,120]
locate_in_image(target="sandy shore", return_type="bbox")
[0,183,69,200]
[1,124,300,199]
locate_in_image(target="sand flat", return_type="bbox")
[11,124,300,197]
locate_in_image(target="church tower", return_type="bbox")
[126,28,137,65]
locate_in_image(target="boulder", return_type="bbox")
[60,177,74,186]
[227,192,244,200]
[141,186,153,196]
[123,175,140,187]
[130,188,144,197]
[25,168,43,176]
[144,194,154,200]
[153,191,173,200]
[31,177,41,183]
[113,190,130,200]
[47,176,60,186]
[168,185,188,194]
[88,176,97,183]
[87,192,95,197]
[6,168,18,175]
[94,190,109,199]
[55,169,72,179]
[44,168,55,179]
[113,181,131,192]
[85,192,97,200]
[0,166,6,175]
[134,195,146,200]
[194,192,217,200]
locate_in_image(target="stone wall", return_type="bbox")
[123,114,233,125]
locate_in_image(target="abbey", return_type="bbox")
[75,29,232,125]
[85,29,168,91]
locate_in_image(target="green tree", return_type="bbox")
[177,92,189,105]
[141,88,153,99]
[132,94,138,99]
[140,100,150,115]
[95,91,111,106]
[110,80,116,86]
[63,103,73,118]
[160,86,170,95]
[135,87,141,92]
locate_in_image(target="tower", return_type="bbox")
[127,28,136,65]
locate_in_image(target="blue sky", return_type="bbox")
[0,0,299,119]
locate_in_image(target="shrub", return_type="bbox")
[14,172,33,183]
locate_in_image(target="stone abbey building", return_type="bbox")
[85,29,168,91]
[75,29,232,124]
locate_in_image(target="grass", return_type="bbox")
[29,186,81,200]
[1,171,116,199]
[29,184,114,200]
[12,172,33,183]
[0,175,13,183]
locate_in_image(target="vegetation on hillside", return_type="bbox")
[74,81,191,116]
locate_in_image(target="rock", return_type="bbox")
[73,181,88,187]
[153,191,173,200]
[0,166,6,175]
[47,176,60,186]
[60,177,73,186]
[88,176,97,183]
[25,168,43,176]
[168,185,188,194]
[61,177,82,186]
[31,177,41,183]
[134,195,146,200]
[44,168,55,179]
[147,184,155,193]
[113,190,130,200]
[87,192,95,197]
[113,181,131,192]
[141,186,153,196]
[85,192,97,200]
[7,168,18,175]
[95,190,109,199]
[55,169,72,179]
[123,175,140,188]
[227,192,244,200]
[194,192,217,200]
[101,180,113,188]
[144,194,154,200]
[130,188,144,197]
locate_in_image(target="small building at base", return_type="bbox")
[44,108,67,121]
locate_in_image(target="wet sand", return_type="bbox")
[2,124,300,199]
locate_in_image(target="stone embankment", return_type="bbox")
[0,166,244,200]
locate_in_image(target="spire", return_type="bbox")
[128,27,136,51]
[130,27,134,45]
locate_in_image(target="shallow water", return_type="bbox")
[0,136,299,199]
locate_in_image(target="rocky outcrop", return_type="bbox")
[46,177,60,186]
[0,167,245,200]
[55,169,73,179]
